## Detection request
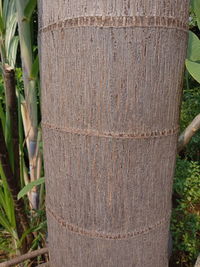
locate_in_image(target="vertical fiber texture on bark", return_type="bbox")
[39,1,189,266]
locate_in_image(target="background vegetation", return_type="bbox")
[170,2,200,265]
[0,0,199,266]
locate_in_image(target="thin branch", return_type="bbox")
[178,113,200,153]
[0,248,49,267]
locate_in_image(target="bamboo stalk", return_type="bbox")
[4,64,20,196]
[16,0,40,209]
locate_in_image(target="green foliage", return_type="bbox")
[24,0,37,22]
[171,159,200,266]
[0,0,46,262]
[172,3,200,261]
[180,87,200,160]
[0,0,19,67]
[18,177,45,200]
[0,161,18,255]
[191,0,200,25]
[187,31,200,61]
[186,1,200,82]
[186,60,200,83]
[0,66,17,252]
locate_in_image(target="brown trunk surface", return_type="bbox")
[39,1,189,266]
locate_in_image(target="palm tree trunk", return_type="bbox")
[39,1,189,266]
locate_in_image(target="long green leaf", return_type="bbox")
[2,0,9,23]
[0,13,5,34]
[0,165,15,232]
[185,59,200,83]
[0,163,15,227]
[0,187,14,226]
[18,177,45,200]
[4,0,17,57]
[5,15,17,60]
[0,209,13,234]
[7,36,19,67]
[6,0,16,25]
[24,0,37,21]
[0,187,7,212]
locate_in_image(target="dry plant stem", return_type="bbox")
[0,248,49,267]
[178,113,200,153]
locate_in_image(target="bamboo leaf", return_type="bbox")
[0,163,15,227]
[0,166,15,231]
[0,186,14,226]
[5,15,17,61]
[7,36,19,68]
[18,177,45,200]
[0,209,13,233]
[6,0,16,26]
[0,187,7,212]
[24,0,37,21]
[185,59,200,83]
[2,0,9,23]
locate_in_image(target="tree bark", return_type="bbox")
[39,1,189,266]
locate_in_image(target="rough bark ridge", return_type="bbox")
[38,1,189,266]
